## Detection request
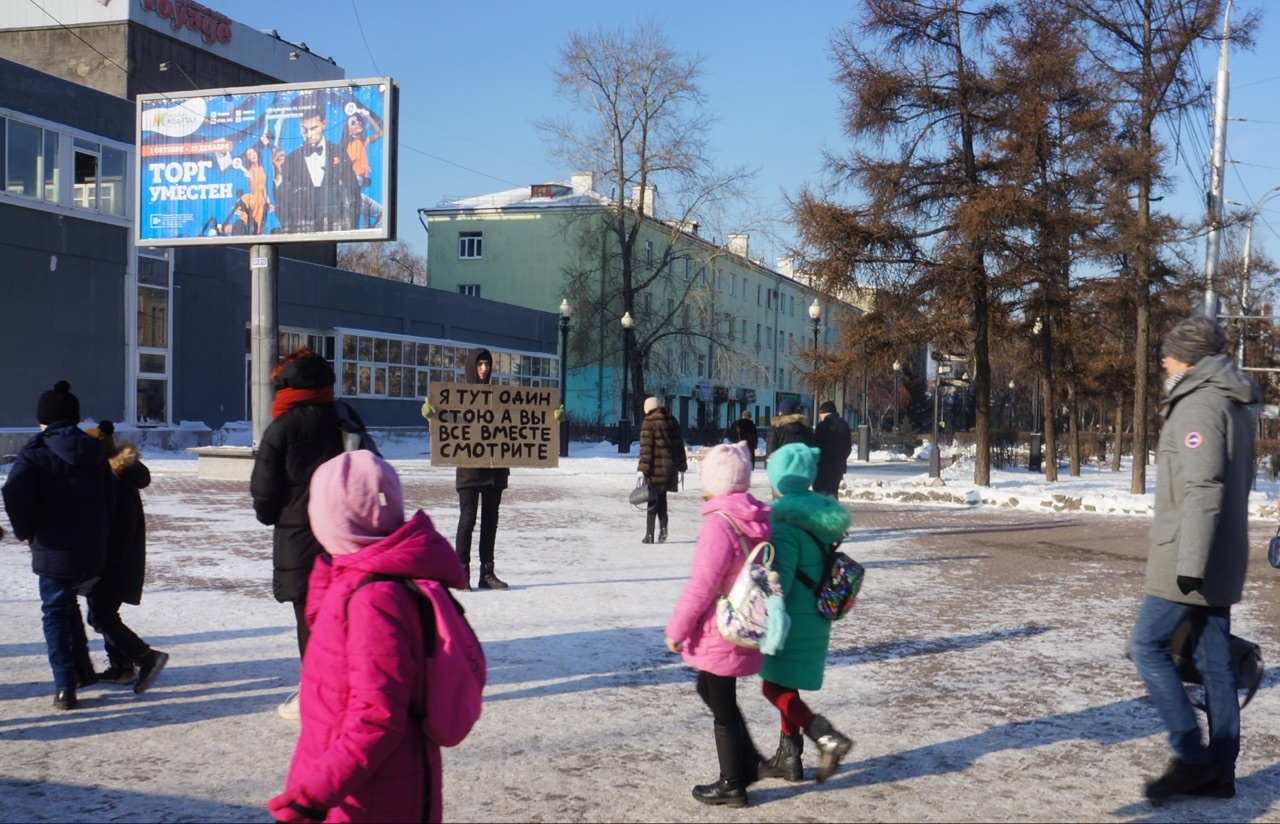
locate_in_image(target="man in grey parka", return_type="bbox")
[1129,315,1258,801]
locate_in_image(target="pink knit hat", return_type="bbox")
[701,441,753,497]
[308,451,406,556]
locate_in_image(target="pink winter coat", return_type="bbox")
[281,510,466,823]
[664,491,771,677]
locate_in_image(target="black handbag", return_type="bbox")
[1169,615,1263,710]
[629,479,657,507]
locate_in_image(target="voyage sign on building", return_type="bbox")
[136,78,396,246]
[429,385,561,469]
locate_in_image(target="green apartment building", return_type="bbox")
[421,174,859,439]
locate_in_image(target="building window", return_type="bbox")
[335,332,557,399]
[645,240,652,265]
[459,284,481,297]
[458,232,483,259]
[766,327,773,349]
[6,119,59,201]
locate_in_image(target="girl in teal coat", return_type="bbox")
[758,443,854,783]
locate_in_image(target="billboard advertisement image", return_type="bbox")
[136,78,396,246]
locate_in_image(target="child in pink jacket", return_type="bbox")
[664,441,771,808]
[267,451,467,824]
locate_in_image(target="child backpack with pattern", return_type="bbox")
[713,512,789,652]
[796,530,865,621]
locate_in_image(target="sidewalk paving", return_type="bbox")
[1,448,1278,822]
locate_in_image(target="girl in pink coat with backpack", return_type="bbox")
[267,451,470,824]
[664,441,771,808]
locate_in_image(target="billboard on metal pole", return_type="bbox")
[136,78,397,246]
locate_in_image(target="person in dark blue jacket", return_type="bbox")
[2,381,114,710]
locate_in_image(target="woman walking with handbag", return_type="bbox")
[663,442,769,807]
[757,443,854,783]
[636,396,687,544]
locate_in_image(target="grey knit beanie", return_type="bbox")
[1162,316,1225,365]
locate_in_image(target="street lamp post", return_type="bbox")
[930,371,941,480]
[808,299,821,426]
[859,364,871,462]
[892,359,902,432]
[1232,184,1280,368]
[558,298,571,458]
[388,255,417,286]
[1030,317,1044,472]
[618,311,634,454]
[1007,379,1016,430]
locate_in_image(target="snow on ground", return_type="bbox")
[1,436,1279,822]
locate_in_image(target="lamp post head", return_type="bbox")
[1009,379,1016,390]
[621,311,634,330]
[808,298,822,322]
[893,359,901,373]
[559,298,571,319]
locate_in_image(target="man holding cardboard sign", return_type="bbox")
[423,348,561,590]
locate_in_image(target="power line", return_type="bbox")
[348,0,383,76]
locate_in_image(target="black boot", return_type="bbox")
[658,527,668,543]
[805,714,852,783]
[478,564,508,590]
[462,565,471,591]
[692,723,748,807]
[758,732,804,782]
[641,533,654,544]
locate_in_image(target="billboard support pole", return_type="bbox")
[250,245,279,449]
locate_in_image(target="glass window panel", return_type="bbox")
[389,339,402,364]
[342,362,357,395]
[101,147,127,216]
[404,342,415,364]
[389,366,403,398]
[416,369,429,397]
[358,336,373,361]
[374,367,386,395]
[342,334,357,360]
[136,378,167,423]
[496,351,510,375]
[374,338,388,363]
[7,119,40,198]
[416,342,429,367]
[42,130,58,201]
[138,352,165,374]
[74,150,97,210]
[137,286,168,348]
[358,365,372,394]
[137,255,169,287]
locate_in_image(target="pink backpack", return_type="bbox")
[355,575,486,747]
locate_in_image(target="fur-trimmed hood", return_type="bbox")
[770,412,811,428]
[108,440,141,476]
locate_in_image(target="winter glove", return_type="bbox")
[1176,575,1204,595]
[553,405,566,422]
[267,791,326,823]
[420,399,436,420]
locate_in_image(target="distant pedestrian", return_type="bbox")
[84,420,168,693]
[724,410,759,469]
[664,442,770,807]
[1,381,113,711]
[251,348,376,720]
[637,396,688,544]
[422,347,511,590]
[757,443,854,784]
[268,450,466,824]
[1128,315,1257,801]
[765,400,813,498]
[812,401,852,496]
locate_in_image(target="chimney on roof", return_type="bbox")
[571,171,595,194]
[728,233,748,259]
[629,184,657,217]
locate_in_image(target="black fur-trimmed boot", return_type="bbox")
[806,714,852,783]
[757,732,804,782]
[692,723,748,807]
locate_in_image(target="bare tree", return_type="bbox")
[536,21,755,425]
[337,240,428,286]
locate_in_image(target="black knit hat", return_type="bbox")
[819,400,838,415]
[1162,316,1226,365]
[36,380,81,425]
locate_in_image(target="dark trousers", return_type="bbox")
[38,576,93,691]
[86,595,150,666]
[695,670,760,782]
[457,487,504,567]
[293,600,310,659]
[696,670,744,728]
[645,491,669,536]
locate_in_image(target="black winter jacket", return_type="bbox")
[455,347,510,492]
[2,422,113,583]
[95,442,151,605]
[251,401,371,603]
[638,408,688,493]
[765,413,815,465]
[813,414,853,495]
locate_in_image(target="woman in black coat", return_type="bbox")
[636,397,688,543]
[84,421,168,692]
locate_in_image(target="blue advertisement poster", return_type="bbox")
[136,78,395,246]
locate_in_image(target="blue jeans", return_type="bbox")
[1128,595,1238,779]
[38,576,93,691]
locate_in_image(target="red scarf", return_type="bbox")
[271,386,335,419]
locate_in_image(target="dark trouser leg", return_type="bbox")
[1196,607,1240,781]
[477,488,504,568]
[293,599,309,659]
[38,576,80,691]
[86,596,150,664]
[694,671,752,804]
[655,491,669,531]
[456,489,480,566]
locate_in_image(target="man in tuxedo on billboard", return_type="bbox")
[272,92,361,235]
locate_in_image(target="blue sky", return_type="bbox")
[208,0,1280,277]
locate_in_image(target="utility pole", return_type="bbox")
[1203,0,1233,319]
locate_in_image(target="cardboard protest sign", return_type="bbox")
[429,385,560,468]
